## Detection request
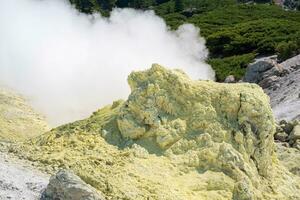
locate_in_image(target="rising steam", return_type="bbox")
[0,0,214,126]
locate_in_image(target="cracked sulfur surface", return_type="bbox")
[11,65,300,199]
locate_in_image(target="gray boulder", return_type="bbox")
[243,58,275,83]
[243,56,286,87]
[224,75,235,83]
[274,131,288,142]
[41,169,104,200]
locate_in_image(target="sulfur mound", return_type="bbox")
[0,87,49,142]
[11,65,300,199]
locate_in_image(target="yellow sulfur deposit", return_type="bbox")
[11,65,300,199]
[0,87,49,142]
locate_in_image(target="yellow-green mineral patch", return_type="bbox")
[11,65,300,199]
[0,87,49,142]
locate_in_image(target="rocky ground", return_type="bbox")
[0,143,49,200]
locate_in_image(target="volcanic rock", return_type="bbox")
[243,54,300,121]
[41,169,104,200]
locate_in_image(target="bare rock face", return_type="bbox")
[265,55,300,121]
[243,56,278,83]
[243,56,287,88]
[243,55,300,121]
[41,170,104,200]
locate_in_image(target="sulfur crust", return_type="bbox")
[0,87,49,142]
[11,65,300,199]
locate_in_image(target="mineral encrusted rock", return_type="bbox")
[276,143,300,176]
[41,169,104,200]
[118,64,275,177]
[11,65,300,200]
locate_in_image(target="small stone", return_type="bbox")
[274,132,288,142]
[289,125,300,142]
[283,122,294,135]
[279,120,288,126]
[224,75,235,83]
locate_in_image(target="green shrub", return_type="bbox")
[276,41,300,61]
[208,53,256,81]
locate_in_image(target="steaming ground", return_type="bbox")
[0,0,214,126]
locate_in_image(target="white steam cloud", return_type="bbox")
[0,0,214,126]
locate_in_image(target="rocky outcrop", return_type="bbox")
[243,55,300,121]
[243,56,287,87]
[11,65,300,200]
[41,169,104,200]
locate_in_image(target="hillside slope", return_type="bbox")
[0,87,49,142]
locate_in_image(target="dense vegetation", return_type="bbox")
[69,0,300,81]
